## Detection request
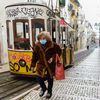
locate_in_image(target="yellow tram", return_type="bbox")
[5,3,74,76]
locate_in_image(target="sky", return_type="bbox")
[80,0,100,25]
[79,0,100,36]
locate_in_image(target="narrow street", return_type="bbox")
[23,48,100,100]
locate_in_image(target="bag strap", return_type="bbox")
[56,54,60,63]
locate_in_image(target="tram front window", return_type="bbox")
[13,20,30,50]
[31,19,45,43]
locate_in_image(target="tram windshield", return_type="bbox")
[31,19,45,43]
[13,20,30,50]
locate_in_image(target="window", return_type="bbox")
[31,19,45,43]
[13,20,30,50]
[47,18,52,34]
[6,20,13,49]
[59,0,65,7]
[60,27,66,44]
[52,20,56,42]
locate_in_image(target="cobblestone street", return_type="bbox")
[23,48,100,100]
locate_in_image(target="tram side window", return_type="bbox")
[60,27,65,44]
[47,19,52,35]
[57,20,60,43]
[6,21,13,49]
[14,21,30,50]
[52,20,56,42]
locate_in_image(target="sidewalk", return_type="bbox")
[0,63,9,73]
[22,48,100,100]
[74,48,87,55]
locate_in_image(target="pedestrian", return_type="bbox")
[31,32,61,99]
[87,45,89,50]
[87,40,89,50]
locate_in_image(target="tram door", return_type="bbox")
[31,19,45,43]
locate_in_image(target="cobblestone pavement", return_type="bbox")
[22,48,100,100]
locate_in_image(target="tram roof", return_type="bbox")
[5,2,52,9]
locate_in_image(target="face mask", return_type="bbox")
[40,39,47,45]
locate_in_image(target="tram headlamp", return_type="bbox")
[19,59,26,67]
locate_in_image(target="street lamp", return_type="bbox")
[94,23,100,46]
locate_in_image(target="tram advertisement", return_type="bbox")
[8,50,36,75]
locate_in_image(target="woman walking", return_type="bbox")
[31,32,61,99]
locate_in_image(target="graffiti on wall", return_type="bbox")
[8,50,34,73]
[9,59,32,72]
[6,7,44,18]
[46,10,55,18]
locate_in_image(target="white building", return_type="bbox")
[78,7,86,49]
[84,20,94,46]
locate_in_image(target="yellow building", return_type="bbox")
[68,0,80,51]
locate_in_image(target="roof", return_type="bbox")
[5,2,48,9]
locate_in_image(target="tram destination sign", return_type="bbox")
[6,5,52,19]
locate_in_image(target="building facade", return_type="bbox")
[77,7,86,49]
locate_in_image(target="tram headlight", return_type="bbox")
[19,59,26,67]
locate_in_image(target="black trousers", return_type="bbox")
[37,76,53,93]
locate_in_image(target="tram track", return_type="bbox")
[0,80,18,87]
[0,74,18,85]
[0,80,28,94]
[4,83,36,100]
[0,77,18,85]
[0,76,37,100]
[0,72,10,77]
[0,82,36,100]
[0,75,15,81]
[0,47,96,100]
[0,71,37,100]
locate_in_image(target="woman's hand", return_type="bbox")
[48,58,53,63]
[31,67,36,73]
